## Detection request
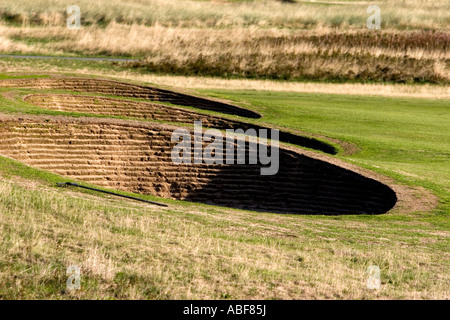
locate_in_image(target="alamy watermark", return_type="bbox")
[66,265,81,290]
[171,121,280,176]
[366,265,381,290]
[67,5,81,30]
[367,5,381,30]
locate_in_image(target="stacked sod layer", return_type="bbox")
[0,115,396,215]
[24,93,336,154]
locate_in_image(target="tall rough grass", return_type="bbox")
[0,0,449,30]
[0,0,448,83]
[3,24,448,84]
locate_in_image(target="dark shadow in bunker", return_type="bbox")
[214,121,337,155]
[182,149,397,215]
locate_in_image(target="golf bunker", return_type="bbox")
[0,115,396,215]
[23,93,336,154]
[0,76,397,214]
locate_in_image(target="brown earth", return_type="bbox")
[0,114,397,215]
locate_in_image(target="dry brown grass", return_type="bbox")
[0,176,448,299]
[0,0,448,83]
[1,0,448,30]
[2,23,449,83]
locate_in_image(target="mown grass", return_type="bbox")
[0,73,49,80]
[1,79,449,200]
[0,74,448,299]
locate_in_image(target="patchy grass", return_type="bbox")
[0,73,49,80]
[0,160,448,299]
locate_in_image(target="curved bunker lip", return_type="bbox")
[0,115,397,215]
[0,77,262,119]
[23,93,337,155]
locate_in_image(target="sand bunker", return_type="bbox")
[24,93,336,154]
